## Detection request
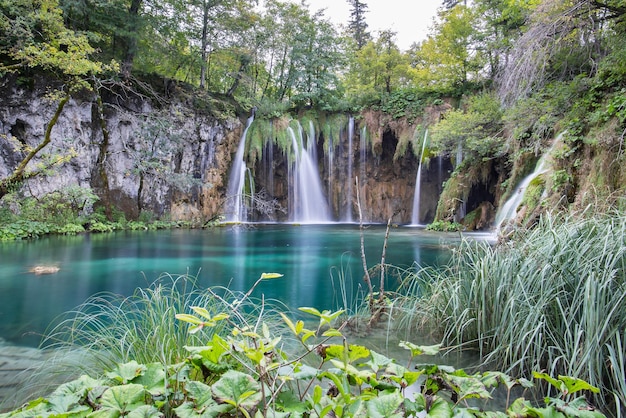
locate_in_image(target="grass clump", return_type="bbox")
[397,211,626,415]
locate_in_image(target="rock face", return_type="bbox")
[0,75,242,221]
[0,75,451,224]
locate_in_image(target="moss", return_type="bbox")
[521,175,546,219]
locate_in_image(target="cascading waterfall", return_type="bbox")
[343,117,355,222]
[225,115,254,222]
[495,132,563,230]
[288,122,331,223]
[411,130,428,225]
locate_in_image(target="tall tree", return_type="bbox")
[409,4,482,92]
[347,0,370,49]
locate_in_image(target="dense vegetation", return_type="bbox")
[1,274,606,417]
[2,0,626,225]
[2,0,626,416]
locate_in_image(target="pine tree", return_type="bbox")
[347,0,370,49]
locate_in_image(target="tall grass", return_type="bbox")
[397,212,626,416]
[7,273,286,410]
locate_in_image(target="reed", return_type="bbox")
[396,212,626,415]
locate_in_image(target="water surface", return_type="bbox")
[0,224,487,346]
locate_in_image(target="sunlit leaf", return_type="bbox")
[533,371,565,393]
[298,307,322,317]
[557,375,600,394]
[175,314,204,325]
[321,328,343,338]
[260,272,284,279]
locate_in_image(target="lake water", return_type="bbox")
[0,224,491,347]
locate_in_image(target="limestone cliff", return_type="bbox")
[0,74,242,222]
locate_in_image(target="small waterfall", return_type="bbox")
[495,133,562,230]
[343,117,355,222]
[411,130,428,225]
[288,122,331,223]
[225,115,254,222]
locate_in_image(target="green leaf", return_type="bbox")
[127,405,162,418]
[549,397,604,418]
[321,328,343,338]
[533,371,566,393]
[52,375,101,397]
[280,313,297,335]
[366,392,404,418]
[190,306,213,320]
[260,272,283,279]
[174,401,231,418]
[106,362,146,384]
[97,384,146,414]
[211,370,262,409]
[413,393,453,418]
[184,381,214,408]
[298,307,322,317]
[399,341,441,357]
[175,313,204,325]
[445,374,492,400]
[325,344,370,362]
[557,376,600,395]
[133,363,165,396]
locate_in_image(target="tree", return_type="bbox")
[430,92,505,163]
[0,0,112,199]
[409,4,483,92]
[347,0,370,49]
[497,0,615,105]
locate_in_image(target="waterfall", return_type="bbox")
[343,117,355,222]
[225,115,254,222]
[288,122,331,223]
[411,130,428,225]
[495,133,562,230]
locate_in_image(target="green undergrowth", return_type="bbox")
[1,272,606,417]
[0,186,208,241]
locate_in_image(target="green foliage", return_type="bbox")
[0,219,50,241]
[379,89,426,120]
[426,220,463,232]
[398,212,626,414]
[4,283,604,417]
[430,92,505,162]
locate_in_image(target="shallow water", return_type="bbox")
[0,224,492,347]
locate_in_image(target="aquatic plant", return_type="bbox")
[397,211,626,415]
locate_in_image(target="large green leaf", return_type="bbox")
[444,374,492,400]
[399,341,441,357]
[106,362,146,385]
[365,392,404,418]
[126,405,162,418]
[133,363,165,396]
[557,376,601,395]
[95,384,147,415]
[52,375,101,398]
[211,370,262,409]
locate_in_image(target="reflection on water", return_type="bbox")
[0,224,491,346]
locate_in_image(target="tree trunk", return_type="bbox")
[0,94,70,199]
